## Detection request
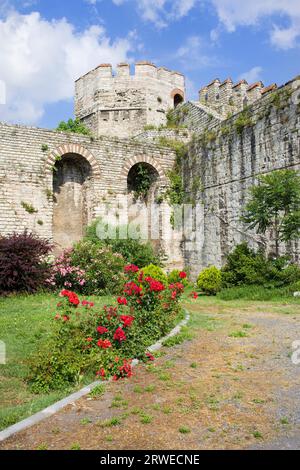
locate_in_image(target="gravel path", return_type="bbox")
[1,301,300,450]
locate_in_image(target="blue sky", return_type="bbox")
[0,0,300,128]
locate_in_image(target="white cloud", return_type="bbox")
[112,0,198,28]
[211,0,300,49]
[238,66,263,84]
[0,11,134,124]
[176,35,217,70]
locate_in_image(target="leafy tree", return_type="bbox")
[56,118,91,135]
[242,170,300,255]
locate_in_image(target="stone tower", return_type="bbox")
[75,61,185,138]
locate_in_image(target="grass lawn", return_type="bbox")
[0,292,112,431]
[0,286,299,433]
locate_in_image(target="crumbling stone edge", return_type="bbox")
[0,309,190,443]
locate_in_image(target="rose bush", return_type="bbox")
[28,264,185,392]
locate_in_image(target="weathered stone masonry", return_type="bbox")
[0,122,179,264]
[0,60,299,276]
[179,76,300,277]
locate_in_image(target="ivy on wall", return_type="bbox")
[129,163,157,200]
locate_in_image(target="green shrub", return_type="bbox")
[71,240,125,295]
[84,220,161,267]
[56,118,91,136]
[197,266,222,295]
[168,269,189,286]
[28,274,185,392]
[222,242,300,288]
[140,264,168,285]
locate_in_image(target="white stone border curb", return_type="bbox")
[0,310,190,443]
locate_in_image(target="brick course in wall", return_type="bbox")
[0,123,180,264]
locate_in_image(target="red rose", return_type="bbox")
[146,352,155,362]
[124,282,142,296]
[86,337,93,342]
[96,368,106,379]
[124,264,139,273]
[192,292,199,299]
[175,282,184,291]
[120,315,135,328]
[97,326,109,335]
[179,271,187,279]
[145,277,165,292]
[82,300,94,308]
[117,297,128,305]
[114,327,127,342]
[97,339,112,349]
[62,315,70,322]
[60,290,80,306]
[171,290,177,300]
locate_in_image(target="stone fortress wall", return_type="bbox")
[0,123,182,268]
[75,62,185,138]
[199,77,278,118]
[176,75,300,277]
[0,60,299,276]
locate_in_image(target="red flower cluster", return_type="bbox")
[114,327,127,342]
[146,352,155,362]
[120,315,135,328]
[145,277,165,292]
[113,359,133,380]
[124,282,143,296]
[97,326,109,335]
[82,300,94,308]
[96,368,106,379]
[169,282,184,292]
[192,291,199,299]
[117,297,128,305]
[124,264,139,273]
[60,290,80,306]
[179,271,187,279]
[97,339,112,349]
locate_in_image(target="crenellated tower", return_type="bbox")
[75,61,185,138]
[199,77,277,117]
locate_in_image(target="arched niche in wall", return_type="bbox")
[121,156,167,248]
[171,88,184,108]
[45,144,100,254]
[52,153,92,253]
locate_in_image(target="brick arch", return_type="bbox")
[121,156,167,185]
[45,144,101,176]
[170,88,184,100]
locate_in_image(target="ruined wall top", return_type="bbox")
[75,61,185,87]
[199,77,278,117]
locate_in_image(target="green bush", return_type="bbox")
[168,269,189,286]
[140,264,168,285]
[28,276,185,392]
[197,266,222,295]
[218,285,298,301]
[84,220,161,267]
[222,242,300,288]
[71,240,125,295]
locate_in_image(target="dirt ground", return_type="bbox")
[1,299,300,450]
